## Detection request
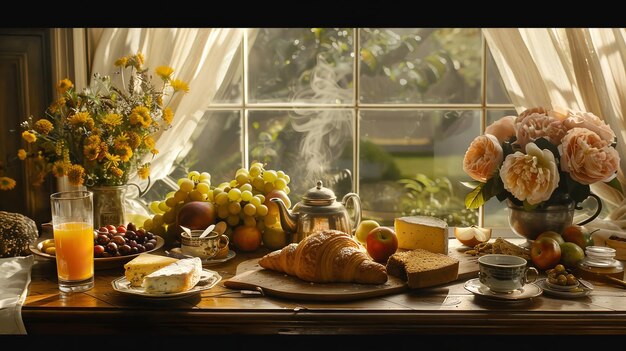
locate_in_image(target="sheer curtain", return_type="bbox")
[89,28,246,216]
[484,28,626,229]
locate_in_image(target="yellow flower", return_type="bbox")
[85,135,101,146]
[127,132,141,149]
[0,177,16,191]
[68,111,91,126]
[97,143,109,161]
[136,52,144,66]
[138,164,150,180]
[57,79,73,94]
[51,161,69,177]
[156,95,163,107]
[170,79,189,93]
[143,136,156,150]
[151,148,159,155]
[102,113,122,128]
[67,164,85,186]
[33,119,54,135]
[129,106,152,128]
[17,149,27,160]
[156,66,174,80]
[163,107,174,125]
[83,144,100,161]
[117,146,133,162]
[22,131,36,143]
[109,166,124,178]
[114,132,129,149]
[48,97,66,114]
[114,56,128,67]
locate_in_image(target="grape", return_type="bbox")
[106,242,118,253]
[235,168,248,176]
[239,183,253,192]
[284,186,290,194]
[250,162,264,170]
[179,179,194,192]
[284,175,291,184]
[199,172,211,181]
[250,196,262,207]
[94,245,105,257]
[227,215,240,227]
[228,188,242,201]
[152,214,164,227]
[164,197,177,208]
[256,204,269,216]
[215,192,229,205]
[218,182,230,189]
[229,180,238,188]
[256,194,266,204]
[205,191,214,202]
[249,165,261,178]
[243,215,256,227]
[189,190,204,201]
[143,218,153,231]
[274,178,287,190]
[235,173,248,185]
[263,170,277,182]
[136,244,146,253]
[243,203,257,216]
[130,247,139,254]
[263,182,274,193]
[241,190,253,202]
[127,223,137,232]
[196,182,210,195]
[177,178,188,187]
[276,170,285,179]
[252,177,265,191]
[149,201,161,214]
[144,242,155,251]
[97,234,110,245]
[228,201,241,215]
[217,204,229,219]
[162,210,177,224]
[174,190,188,203]
[119,244,132,255]
[188,171,200,181]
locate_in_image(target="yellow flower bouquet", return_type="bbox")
[14,52,188,189]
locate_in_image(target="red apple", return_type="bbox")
[530,237,562,270]
[562,225,591,250]
[366,227,398,264]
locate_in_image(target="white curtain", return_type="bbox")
[484,28,626,228]
[89,28,246,216]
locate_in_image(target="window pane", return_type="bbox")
[486,49,512,104]
[248,109,354,204]
[483,109,517,229]
[359,110,480,227]
[247,28,354,104]
[212,42,243,104]
[359,28,482,104]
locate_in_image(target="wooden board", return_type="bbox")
[224,259,407,301]
[448,246,480,281]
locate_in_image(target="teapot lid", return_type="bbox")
[302,181,336,206]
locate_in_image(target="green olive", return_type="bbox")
[555,264,566,274]
[557,275,568,285]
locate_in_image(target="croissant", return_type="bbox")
[258,229,388,284]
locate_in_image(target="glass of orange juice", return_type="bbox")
[50,191,94,293]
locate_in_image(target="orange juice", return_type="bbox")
[54,222,94,281]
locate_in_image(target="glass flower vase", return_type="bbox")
[89,185,127,229]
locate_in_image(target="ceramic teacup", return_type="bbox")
[180,229,229,260]
[478,254,538,293]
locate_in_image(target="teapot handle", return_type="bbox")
[342,193,361,236]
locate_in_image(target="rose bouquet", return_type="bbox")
[463,107,622,210]
[10,52,188,189]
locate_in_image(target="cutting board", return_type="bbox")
[223,248,479,301]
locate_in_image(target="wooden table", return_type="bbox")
[22,239,626,337]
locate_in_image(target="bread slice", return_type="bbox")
[143,257,202,293]
[386,249,459,289]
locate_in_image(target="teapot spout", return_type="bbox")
[270,198,297,233]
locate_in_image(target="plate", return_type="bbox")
[537,278,593,299]
[166,248,236,266]
[545,279,579,291]
[111,269,221,300]
[464,278,542,302]
[29,235,165,270]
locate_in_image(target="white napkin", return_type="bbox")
[0,255,33,334]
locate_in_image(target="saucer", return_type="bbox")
[166,248,236,266]
[464,278,542,301]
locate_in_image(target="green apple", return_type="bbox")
[560,242,585,268]
[262,226,288,250]
[355,220,380,245]
[536,231,565,245]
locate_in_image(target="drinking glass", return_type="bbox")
[50,191,94,293]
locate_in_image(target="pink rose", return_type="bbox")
[559,127,620,184]
[463,134,503,182]
[515,112,567,149]
[563,110,616,142]
[500,142,560,205]
[485,116,516,143]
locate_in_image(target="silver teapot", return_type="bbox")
[271,180,361,243]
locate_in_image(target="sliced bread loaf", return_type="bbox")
[387,249,459,289]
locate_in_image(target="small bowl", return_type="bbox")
[545,279,580,291]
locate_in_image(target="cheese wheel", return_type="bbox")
[394,216,448,254]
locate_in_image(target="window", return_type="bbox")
[143,28,515,230]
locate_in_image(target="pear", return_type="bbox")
[454,225,492,247]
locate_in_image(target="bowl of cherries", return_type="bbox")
[93,222,164,269]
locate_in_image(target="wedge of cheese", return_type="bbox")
[143,257,202,293]
[124,253,178,287]
[394,216,448,254]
